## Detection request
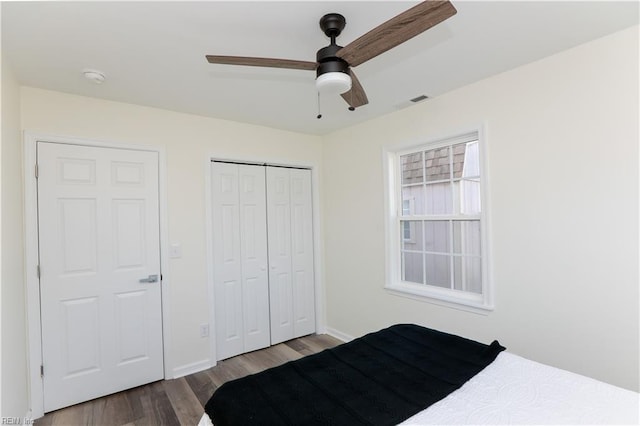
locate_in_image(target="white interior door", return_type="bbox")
[267,167,315,344]
[238,166,271,353]
[37,142,164,412]
[266,167,294,345]
[212,162,270,360]
[289,169,316,337]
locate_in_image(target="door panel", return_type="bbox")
[289,169,316,337]
[61,297,100,377]
[238,166,270,352]
[212,163,270,359]
[267,167,315,343]
[212,163,244,360]
[114,290,150,364]
[266,167,294,345]
[38,142,163,412]
[59,198,98,274]
[113,199,146,268]
[223,279,242,341]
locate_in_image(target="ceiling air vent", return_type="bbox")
[395,94,430,110]
[410,95,429,103]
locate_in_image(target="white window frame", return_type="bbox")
[383,127,494,313]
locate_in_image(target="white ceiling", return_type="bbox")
[2,1,638,135]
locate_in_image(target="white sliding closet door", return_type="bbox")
[267,167,316,344]
[212,162,270,360]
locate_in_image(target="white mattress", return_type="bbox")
[199,352,639,425]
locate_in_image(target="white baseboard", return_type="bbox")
[325,327,355,343]
[172,359,213,379]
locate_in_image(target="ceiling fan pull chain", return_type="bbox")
[317,92,322,119]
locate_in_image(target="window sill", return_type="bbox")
[384,281,494,315]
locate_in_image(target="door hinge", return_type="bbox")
[40,365,44,377]
[37,265,41,279]
[35,164,39,179]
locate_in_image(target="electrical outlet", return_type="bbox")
[200,323,209,338]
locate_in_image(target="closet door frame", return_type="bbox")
[205,155,324,365]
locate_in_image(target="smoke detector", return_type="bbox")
[82,69,106,84]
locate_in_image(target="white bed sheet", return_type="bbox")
[199,352,639,425]
[402,352,639,425]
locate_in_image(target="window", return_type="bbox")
[384,130,493,312]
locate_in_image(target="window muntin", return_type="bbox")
[387,131,492,311]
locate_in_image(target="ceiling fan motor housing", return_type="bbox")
[316,44,349,77]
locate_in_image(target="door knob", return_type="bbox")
[139,274,159,283]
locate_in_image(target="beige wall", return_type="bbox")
[19,88,324,379]
[1,59,29,417]
[322,26,639,391]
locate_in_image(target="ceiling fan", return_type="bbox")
[206,1,456,113]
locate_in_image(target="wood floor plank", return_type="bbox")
[184,370,217,408]
[205,366,234,390]
[140,381,181,426]
[41,403,85,426]
[162,378,203,426]
[33,412,53,426]
[284,337,308,353]
[123,384,149,421]
[243,344,299,370]
[102,392,136,424]
[303,334,343,352]
[263,342,306,363]
[225,352,262,375]
[35,333,342,425]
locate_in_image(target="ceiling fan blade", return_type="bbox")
[206,55,317,71]
[341,70,368,109]
[336,1,457,67]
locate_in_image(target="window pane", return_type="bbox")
[454,256,482,294]
[452,143,466,179]
[458,178,481,214]
[425,182,452,214]
[402,252,424,284]
[425,146,450,182]
[401,221,423,251]
[453,221,481,255]
[402,187,425,215]
[425,253,450,288]
[461,141,480,178]
[401,152,424,184]
[424,221,450,253]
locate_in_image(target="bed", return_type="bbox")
[199,324,639,425]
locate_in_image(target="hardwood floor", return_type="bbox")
[35,334,343,426]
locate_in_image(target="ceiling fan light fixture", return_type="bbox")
[316,72,352,94]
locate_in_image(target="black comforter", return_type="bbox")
[205,324,505,425]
